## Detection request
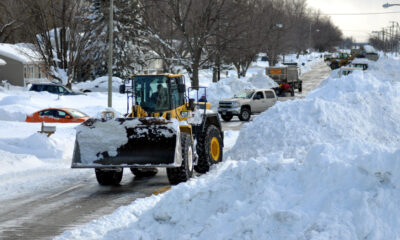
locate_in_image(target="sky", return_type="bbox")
[307,0,400,42]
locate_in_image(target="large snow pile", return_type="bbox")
[56,56,400,240]
[364,44,378,53]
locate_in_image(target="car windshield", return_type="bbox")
[68,109,88,118]
[234,91,254,99]
[134,76,170,112]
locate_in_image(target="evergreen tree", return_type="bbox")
[84,0,145,79]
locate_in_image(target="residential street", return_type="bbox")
[0,61,331,240]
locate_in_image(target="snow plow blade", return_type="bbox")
[71,118,181,168]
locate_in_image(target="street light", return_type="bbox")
[383,3,400,8]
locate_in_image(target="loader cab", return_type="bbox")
[133,75,186,113]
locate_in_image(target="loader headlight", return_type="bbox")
[180,111,189,118]
[232,102,240,108]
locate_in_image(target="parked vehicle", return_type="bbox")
[365,52,379,61]
[29,83,83,95]
[26,108,89,123]
[350,62,368,70]
[218,89,277,121]
[266,63,302,96]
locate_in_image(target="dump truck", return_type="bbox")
[265,63,302,96]
[71,74,223,185]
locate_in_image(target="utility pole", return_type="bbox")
[107,0,114,108]
[382,28,386,52]
[390,21,396,52]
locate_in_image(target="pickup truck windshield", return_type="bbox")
[234,91,254,99]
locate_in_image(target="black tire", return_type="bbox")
[221,114,233,122]
[298,83,302,92]
[130,168,158,178]
[95,168,123,186]
[194,125,223,174]
[238,107,251,121]
[290,88,295,96]
[330,62,339,70]
[167,133,194,185]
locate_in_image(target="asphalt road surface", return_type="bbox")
[0,61,331,240]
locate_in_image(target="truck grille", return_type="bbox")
[219,101,232,108]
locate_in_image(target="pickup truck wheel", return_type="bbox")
[298,83,302,92]
[95,168,123,186]
[130,168,158,178]
[221,114,233,122]
[238,108,251,121]
[290,88,295,96]
[167,133,193,185]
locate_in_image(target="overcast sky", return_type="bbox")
[307,0,400,42]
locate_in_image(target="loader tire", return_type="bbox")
[194,125,223,174]
[95,168,123,186]
[130,168,158,178]
[167,133,193,185]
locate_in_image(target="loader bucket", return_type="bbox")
[71,117,182,168]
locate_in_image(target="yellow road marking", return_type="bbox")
[153,186,171,195]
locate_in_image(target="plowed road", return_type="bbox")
[0,61,331,240]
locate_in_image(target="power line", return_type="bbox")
[322,11,400,16]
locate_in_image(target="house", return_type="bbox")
[0,43,50,87]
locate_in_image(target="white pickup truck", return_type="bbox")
[218,89,277,121]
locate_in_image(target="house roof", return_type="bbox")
[0,43,42,64]
[0,58,6,66]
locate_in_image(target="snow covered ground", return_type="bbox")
[52,55,400,240]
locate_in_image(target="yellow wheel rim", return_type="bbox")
[210,137,220,162]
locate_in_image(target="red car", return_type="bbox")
[26,108,89,123]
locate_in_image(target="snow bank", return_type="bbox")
[57,56,400,240]
[73,76,123,92]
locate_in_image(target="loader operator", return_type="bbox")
[151,84,169,110]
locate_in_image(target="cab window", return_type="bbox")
[264,91,275,99]
[254,92,264,99]
[170,78,184,108]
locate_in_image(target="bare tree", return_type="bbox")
[142,0,229,88]
[19,0,90,87]
[0,0,32,43]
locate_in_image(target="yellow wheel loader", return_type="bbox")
[71,74,223,185]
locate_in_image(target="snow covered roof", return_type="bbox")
[0,43,42,64]
[0,58,6,66]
